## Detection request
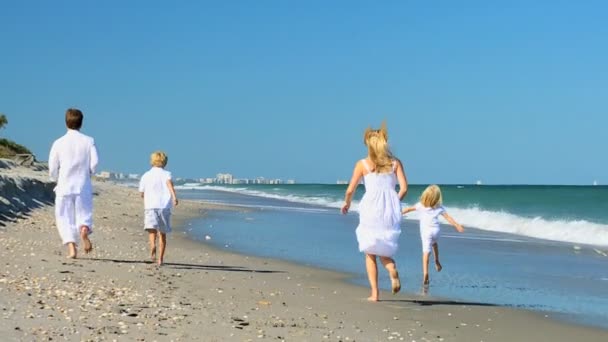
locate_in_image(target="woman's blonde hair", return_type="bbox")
[363,121,394,173]
[420,184,442,208]
[150,151,168,167]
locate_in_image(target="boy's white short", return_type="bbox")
[144,208,172,233]
[420,228,440,253]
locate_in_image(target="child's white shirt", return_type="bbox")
[415,202,445,233]
[139,167,173,209]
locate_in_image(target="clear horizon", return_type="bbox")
[2,1,606,185]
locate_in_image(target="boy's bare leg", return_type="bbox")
[80,226,93,254]
[67,242,77,259]
[422,252,430,285]
[147,230,157,262]
[432,243,442,272]
[380,256,401,294]
[158,233,167,266]
[365,254,379,301]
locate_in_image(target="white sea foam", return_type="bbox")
[177,185,608,247]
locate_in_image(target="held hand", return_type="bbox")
[456,225,464,233]
[173,198,179,207]
[341,203,350,215]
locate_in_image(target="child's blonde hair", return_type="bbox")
[363,121,394,173]
[150,151,168,167]
[420,184,442,208]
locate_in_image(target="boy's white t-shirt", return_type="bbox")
[139,167,173,209]
[415,202,446,233]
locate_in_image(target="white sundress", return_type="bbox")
[355,159,402,257]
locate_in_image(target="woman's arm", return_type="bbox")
[341,161,364,214]
[441,212,464,232]
[395,159,408,201]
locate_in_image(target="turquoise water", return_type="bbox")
[179,184,608,247]
[176,184,608,329]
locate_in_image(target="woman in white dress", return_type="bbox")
[341,123,408,301]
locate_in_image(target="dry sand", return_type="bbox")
[1,166,607,341]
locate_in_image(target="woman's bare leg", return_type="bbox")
[380,256,401,294]
[365,254,379,301]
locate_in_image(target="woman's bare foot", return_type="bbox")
[367,296,379,302]
[435,261,442,272]
[150,248,156,263]
[157,258,163,267]
[423,273,430,286]
[390,270,401,294]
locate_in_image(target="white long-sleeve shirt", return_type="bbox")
[49,129,99,196]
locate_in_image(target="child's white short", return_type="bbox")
[144,208,172,233]
[420,228,440,253]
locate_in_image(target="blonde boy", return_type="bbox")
[138,151,178,266]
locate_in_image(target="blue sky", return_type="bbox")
[1,1,606,184]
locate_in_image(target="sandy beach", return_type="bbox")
[1,164,607,341]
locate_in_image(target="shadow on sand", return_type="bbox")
[86,257,284,273]
[0,174,55,227]
[382,298,497,307]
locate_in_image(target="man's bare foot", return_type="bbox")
[390,270,401,294]
[435,261,442,272]
[80,228,93,254]
[67,243,77,259]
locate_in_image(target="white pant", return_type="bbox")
[55,194,93,245]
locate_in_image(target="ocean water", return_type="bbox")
[176,184,608,329]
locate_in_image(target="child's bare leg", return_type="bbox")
[365,254,379,301]
[158,233,167,266]
[147,230,157,262]
[422,252,430,285]
[432,243,442,272]
[67,242,77,259]
[380,256,401,294]
[80,226,93,254]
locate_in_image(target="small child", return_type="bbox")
[138,151,178,266]
[402,185,464,286]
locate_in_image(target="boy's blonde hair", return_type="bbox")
[420,184,442,208]
[150,151,168,167]
[363,121,395,173]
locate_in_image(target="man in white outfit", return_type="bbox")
[49,108,99,258]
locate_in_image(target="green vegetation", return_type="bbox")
[0,114,7,130]
[0,113,33,158]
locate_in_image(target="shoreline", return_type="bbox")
[1,178,607,341]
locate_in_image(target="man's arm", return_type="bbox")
[48,142,59,181]
[89,139,99,175]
